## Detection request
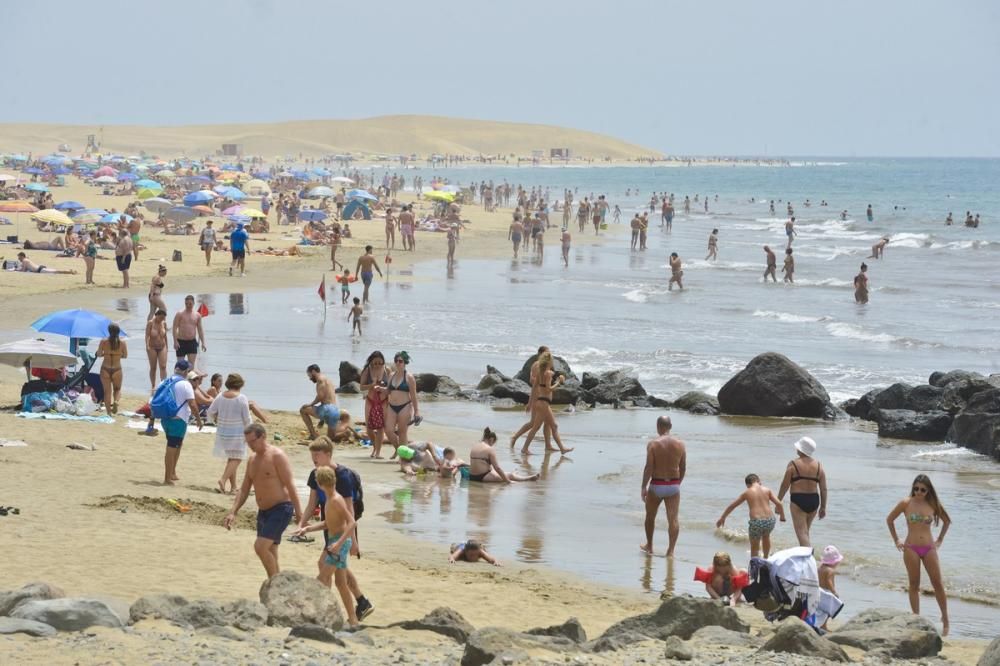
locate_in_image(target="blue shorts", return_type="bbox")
[163,418,187,448]
[324,533,353,569]
[316,403,340,426]
[361,271,373,286]
[256,501,293,543]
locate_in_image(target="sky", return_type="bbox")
[4,0,998,157]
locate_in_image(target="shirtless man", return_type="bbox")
[355,245,383,305]
[300,364,339,440]
[705,228,719,261]
[398,205,415,251]
[785,217,796,249]
[560,229,571,267]
[630,214,641,250]
[640,416,686,557]
[638,213,649,250]
[763,245,777,282]
[115,229,133,288]
[172,295,206,365]
[668,253,683,291]
[145,309,169,390]
[223,423,303,579]
[508,216,524,258]
[127,216,142,261]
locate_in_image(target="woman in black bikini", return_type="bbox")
[468,427,539,483]
[383,351,419,457]
[96,323,127,416]
[520,352,574,455]
[886,474,951,635]
[148,265,167,320]
[359,351,389,458]
[777,437,827,547]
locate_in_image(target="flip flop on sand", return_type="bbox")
[289,535,315,544]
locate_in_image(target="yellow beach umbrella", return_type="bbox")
[31,209,74,226]
[136,188,161,200]
[423,190,455,202]
[239,208,266,219]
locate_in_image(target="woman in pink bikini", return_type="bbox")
[886,474,951,635]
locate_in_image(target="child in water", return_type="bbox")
[339,268,353,304]
[348,297,363,337]
[449,540,501,566]
[439,447,469,479]
[699,552,747,606]
[818,545,843,630]
[716,473,786,557]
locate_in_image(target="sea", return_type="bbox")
[105,158,1000,636]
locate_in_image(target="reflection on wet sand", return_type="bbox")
[641,553,676,596]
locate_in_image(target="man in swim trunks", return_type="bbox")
[172,295,206,365]
[115,229,133,288]
[763,245,777,282]
[224,423,303,579]
[641,416,686,557]
[355,245,383,305]
[300,363,339,440]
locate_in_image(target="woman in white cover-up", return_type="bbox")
[207,373,253,494]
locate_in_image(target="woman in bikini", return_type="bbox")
[96,323,127,415]
[886,474,951,635]
[384,351,419,457]
[147,265,167,320]
[777,436,827,547]
[359,351,390,458]
[854,262,869,304]
[468,427,538,483]
[520,352,574,455]
[144,309,168,390]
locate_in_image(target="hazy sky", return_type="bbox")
[4,0,998,156]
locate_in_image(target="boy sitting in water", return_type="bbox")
[449,540,501,566]
[715,473,786,558]
[294,466,360,628]
[439,447,469,479]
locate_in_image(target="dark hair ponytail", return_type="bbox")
[107,323,121,350]
[482,427,497,443]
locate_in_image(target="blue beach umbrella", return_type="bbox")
[118,173,138,182]
[54,201,85,211]
[24,167,46,175]
[183,190,216,206]
[135,179,161,189]
[346,189,378,201]
[51,166,72,175]
[10,154,28,162]
[100,213,133,224]
[298,209,327,222]
[164,206,199,223]
[31,308,127,339]
[25,182,49,192]
[71,208,110,224]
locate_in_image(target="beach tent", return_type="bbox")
[243,179,270,196]
[341,200,371,220]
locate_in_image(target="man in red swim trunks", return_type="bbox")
[640,416,686,557]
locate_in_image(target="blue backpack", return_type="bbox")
[150,376,183,419]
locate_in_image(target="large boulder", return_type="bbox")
[129,594,226,628]
[671,391,720,415]
[979,636,1000,666]
[758,617,849,662]
[490,379,532,404]
[843,388,882,420]
[875,409,952,441]
[0,617,57,637]
[717,353,833,418]
[872,383,944,413]
[942,378,996,413]
[259,571,345,630]
[10,598,124,631]
[597,595,749,643]
[338,361,361,387]
[462,627,576,666]
[392,606,475,643]
[525,617,587,643]
[0,582,65,616]
[514,354,578,384]
[415,373,461,395]
[581,370,646,405]
[929,369,985,388]
[827,607,942,658]
[476,365,510,391]
[947,388,1000,461]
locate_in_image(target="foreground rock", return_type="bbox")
[129,594,268,631]
[595,595,749,646]
[826,607,942,658]
[258,571,345,630]
[10,598,124,631]
[980,636,1000,666]
[717,353,834,418]
[525,617,587,643]
[393,606,475,643]
[0,617,57,637]
[758,617,849,662]
[0,582,65,616]
[462,626,577,666]
[663,634,694,660]
[288,623,346,646]
[875,409,952,441]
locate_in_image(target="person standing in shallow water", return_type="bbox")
[668,252,683,290]
[705,228,719,261]
[763,245,777,282]
[854,263,869,304]
[777,436,826,547]
[886,474,951,636]
[782,248,795,283]
[640,416,686,557]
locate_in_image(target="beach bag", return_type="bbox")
[150,376,183,419]
[172,249,183,262]
[337,466,364,519]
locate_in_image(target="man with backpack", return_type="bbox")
[152,359,203,485]
[294,437,373,621]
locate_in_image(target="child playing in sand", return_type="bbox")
[449,540,501,566]
[716,473,786,557]
[439,447,469,479]
[338,269,353,304]
[818,545,842,630]
[697,552,748,607]
[348,297,363,336]
[294,466,360,627]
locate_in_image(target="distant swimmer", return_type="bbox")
[612,204,622,224]
[630,214,641,250]
[561,229,571,267]
[785,217,797,248]
[705,228,719,261]
[841,210,848,221]
[668,252,683,291]
[869,236,889,259]
[854,263,869,304]
[782,248,795,284]
[787,202,794,217]
[684,196,691,214]
[664,199,674,232]
[866,204,874,222]
[769,200,775,216]
[945,212,953,226]
[763,245,777,283]
[640,416,686,557]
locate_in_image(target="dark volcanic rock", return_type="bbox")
[942,378,996,414]
[827,607,942,658]
[581,370,647,405]
[490,379,532,404]
[335,381,360,394]
[875,409,953,441]
[338,361,361,387]
[476,365,510,391]
[597,595,749,644]
[525,617,587,643]
[929,369,985,388]
[514,354,578,384]
[871,383,944,413]
[414,373,461,395]
[393,607,475,643]
[717,352,833,418]
[671,391,720,415]
[947,388,1000,461]
[759,617,849,662]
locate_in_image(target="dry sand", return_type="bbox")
[0,115,661,160]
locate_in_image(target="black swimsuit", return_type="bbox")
[468,453,492,482]
[789,460,821,514]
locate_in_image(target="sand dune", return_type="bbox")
[0,115,662,160]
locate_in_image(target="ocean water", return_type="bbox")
[52,158,1000,636]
